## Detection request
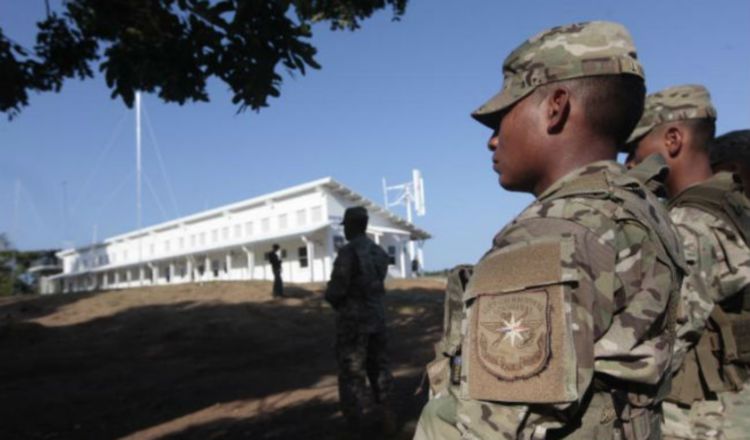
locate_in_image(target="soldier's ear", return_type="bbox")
[545,86,570,135]
[664,126,683,158]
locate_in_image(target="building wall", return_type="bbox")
[53,183,426,294]
[60,188,329,277]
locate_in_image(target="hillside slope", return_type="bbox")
[0,279,446,439]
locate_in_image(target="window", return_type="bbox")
[262,218,270,233]
[234,224,241,238]
[212,229,218,243]
[190,234,196,247]
[311,206,322,222]
[222,227,229,240]
[179,237,184,249]
[297,209,307,226]
[387,246,397,265]
[279,214,288,230]
[245,221,254,237]
[123,250,128,261]
[298,246,308,268]
[149,243,155,256]
[199,232,206,246]
[164,240,171,253]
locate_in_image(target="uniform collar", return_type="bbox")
[537,160,625,201]
[671,171,743,200]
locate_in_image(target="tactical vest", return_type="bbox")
[666,173,750,404]
[425,166,685,440]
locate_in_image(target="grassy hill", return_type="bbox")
[0,279,446,439]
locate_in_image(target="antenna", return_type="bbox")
[382,170,427,275]
[135,91,142,229]
[383,169,426,221]
[413,169,426,216]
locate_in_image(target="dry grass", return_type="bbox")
[0,278,445,439]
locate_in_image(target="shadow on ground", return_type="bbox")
[0,281,443,439]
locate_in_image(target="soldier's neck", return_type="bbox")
[533,138,617,197]
[667,155,714,197]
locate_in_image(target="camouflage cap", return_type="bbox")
[709,129,750,166]
[627,84,717,144]
[472,21,644,129]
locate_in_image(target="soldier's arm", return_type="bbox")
[325,247,353,309]
[710,217,750,302]
[447,216,673,439]
[375,246,390,281]
[668,209,716,373]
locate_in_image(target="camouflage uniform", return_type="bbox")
[415,22,685,440]
[627,85,750,439]
[325,232,392,428]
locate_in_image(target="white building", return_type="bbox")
[49,177,430,294]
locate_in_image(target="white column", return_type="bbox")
[205,256,211,280]
[323,227,334,282]
[244,247,255,280]
[226,252,233,280]
[169,262,175,284]
[399,241,407,278]
[306,238,315,282]
[186,257,193,282]
[417,241,425,274]
[139,266,145,287]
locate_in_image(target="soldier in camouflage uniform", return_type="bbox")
[627,85,750,439]
[414,21,685,440]
[325,206,393,435]
[711,130,750,197]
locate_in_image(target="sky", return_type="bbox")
[1,0,749,270]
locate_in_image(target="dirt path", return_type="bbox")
[0,279,445,439]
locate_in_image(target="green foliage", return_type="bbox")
[0,0,408,119]
[0,233,56,295]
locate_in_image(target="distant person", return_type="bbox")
[710,129,750,196]
[269,243,283,297]
[325,207,393,436]
[411,258,420,277]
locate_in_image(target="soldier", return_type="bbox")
[710,129,750,197]
[627,86,750,439]
[325,206,393,436]
[414,21,685,439]
[269,243,283,297]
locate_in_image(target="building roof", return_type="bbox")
[58,177,430,257]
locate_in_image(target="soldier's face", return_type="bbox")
[630,129,666,166]
[487,96,544,193]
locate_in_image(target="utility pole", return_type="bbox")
[135,91,144,286]
[136,91,142,230]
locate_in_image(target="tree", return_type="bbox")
[0,0,408,119]
[0,233,14,295]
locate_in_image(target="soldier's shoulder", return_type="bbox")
[670,204,723,229]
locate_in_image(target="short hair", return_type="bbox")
[681,118,716,152]
[710,129,750,166]
[534,75,646,145]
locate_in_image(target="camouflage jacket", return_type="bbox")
[668,173,750,373]
[325,234,390,333]
[424,161,685,440]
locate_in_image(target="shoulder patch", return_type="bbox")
[464,236,579,403]
[475,289,550,380]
